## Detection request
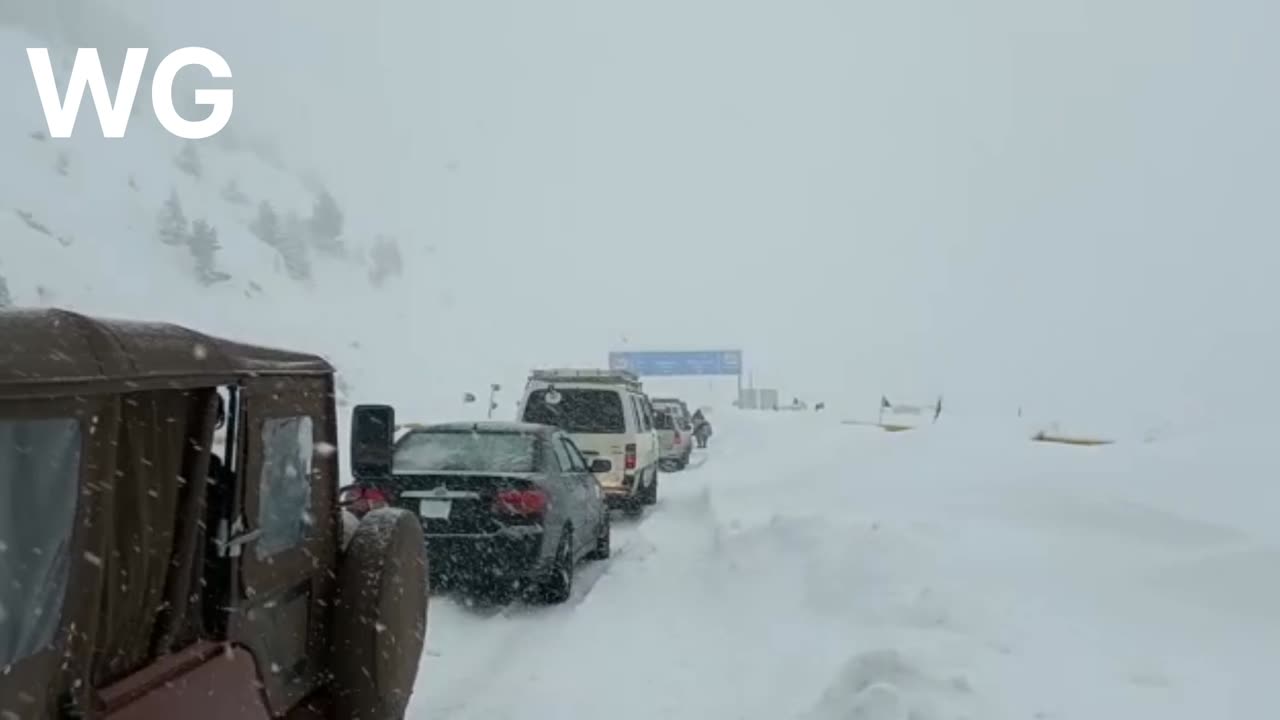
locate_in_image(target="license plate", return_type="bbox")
[419,500,452,519]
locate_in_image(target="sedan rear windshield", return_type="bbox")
[523,389,625,434]
[394,431,539,473]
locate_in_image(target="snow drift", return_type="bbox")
[413,410,1280,719]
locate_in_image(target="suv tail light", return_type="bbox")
[494,488,548,516]
[624,443,637,470]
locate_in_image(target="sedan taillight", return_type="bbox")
[494,488,549,516]
[344,485,394,518]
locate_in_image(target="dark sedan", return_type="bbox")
[345,421,611,603]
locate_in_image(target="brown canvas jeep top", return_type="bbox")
[0,308,427,719]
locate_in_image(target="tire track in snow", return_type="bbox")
[412,494,680,719]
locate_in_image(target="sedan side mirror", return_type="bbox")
[589,458,612,474]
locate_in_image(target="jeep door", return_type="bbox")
[227,376,338,715]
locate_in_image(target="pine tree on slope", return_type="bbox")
[250,201,281,247]
[308,189,345,254]
[158,190,189,246]
[221,179,249,206]
[189,219,228,285]
[278,211,313,282]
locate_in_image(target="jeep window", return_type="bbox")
[256,416,315,559]
[0,417,81,669]
[395,431,539,473]
[653,411,674,430]
[522,389,626,434]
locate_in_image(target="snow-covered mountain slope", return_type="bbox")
[0,15,662,436]
[414,411,1280,719]
[0,24,463,451]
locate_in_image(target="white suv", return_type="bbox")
[517,369,660,511]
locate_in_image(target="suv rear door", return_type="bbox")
[521,387,631,491]
[631,394,660,471]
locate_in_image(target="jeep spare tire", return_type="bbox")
[333,508,429,719]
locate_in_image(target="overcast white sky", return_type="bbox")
[48,0,1280,425]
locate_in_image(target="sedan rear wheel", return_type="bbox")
[537,530,574,604]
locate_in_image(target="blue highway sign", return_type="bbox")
[608,350,743,377]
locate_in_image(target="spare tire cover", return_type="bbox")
[333,508,429,719]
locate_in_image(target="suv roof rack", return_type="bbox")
[528,368,644,391]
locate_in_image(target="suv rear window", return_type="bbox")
[395,431,539,473]
[653,411,674,430]
[523,389,625,434]
[0,417,81,669]
[656,404,685,420]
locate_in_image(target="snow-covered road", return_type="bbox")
[408,412,1280,720]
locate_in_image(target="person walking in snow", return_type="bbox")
[692,409,713,448]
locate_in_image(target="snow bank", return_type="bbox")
[413,410,1280,719]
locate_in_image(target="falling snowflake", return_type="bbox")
[83,552,103,568]
[192,343,208,360]
[315,442,338,458]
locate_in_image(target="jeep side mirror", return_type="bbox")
[338,483,366,507]
[338,483,357,504]
[351,404,395,479]
[589,458,612,474]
